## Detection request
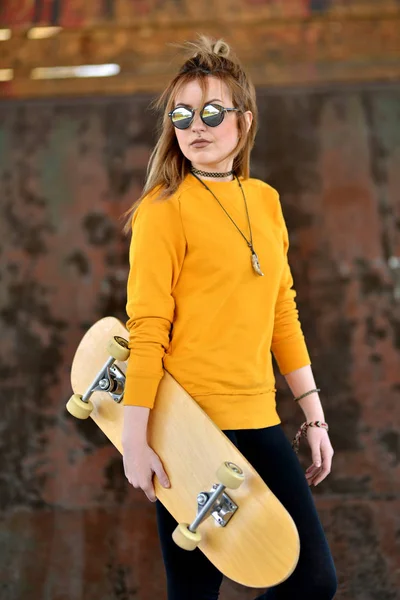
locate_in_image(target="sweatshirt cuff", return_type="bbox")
[272,337,311,375]
[122,375,163,409]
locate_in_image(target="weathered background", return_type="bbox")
[0,1,400,599]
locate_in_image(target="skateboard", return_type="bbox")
[67,316,300,589]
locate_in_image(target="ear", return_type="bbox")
[243,111,253,133]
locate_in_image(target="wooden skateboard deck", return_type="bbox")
[68,316,300,589]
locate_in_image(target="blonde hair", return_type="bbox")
[121,34,258,235]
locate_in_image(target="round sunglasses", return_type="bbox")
[168,103,240,130]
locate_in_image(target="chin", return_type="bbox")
[188,153,219,168]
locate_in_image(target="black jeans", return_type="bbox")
[155,424,337,600]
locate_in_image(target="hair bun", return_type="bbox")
[174,34,233,63]
[211,39,230,58]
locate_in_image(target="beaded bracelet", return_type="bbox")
[294,388,321,402]
[292,420,329,454]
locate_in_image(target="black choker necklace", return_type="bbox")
[190,167,234,178]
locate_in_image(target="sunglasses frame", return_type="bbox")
[168,103,241,129]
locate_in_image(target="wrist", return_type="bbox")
[295,390,324,422]
[303,411,325,422]
[292,420,329,453]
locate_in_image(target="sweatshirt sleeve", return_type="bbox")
[123,191,186,408]
[271,192,311,375]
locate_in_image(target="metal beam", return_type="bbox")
[1,13,399,98]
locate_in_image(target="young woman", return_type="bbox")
[121,35,337,600]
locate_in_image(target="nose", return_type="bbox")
[190,110,206,133]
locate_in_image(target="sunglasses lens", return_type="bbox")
[201,104,224,127]
[170,107,193,129]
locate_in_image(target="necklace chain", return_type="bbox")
[189,171,264,276]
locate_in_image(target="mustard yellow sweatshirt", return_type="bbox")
[123,173,311,429]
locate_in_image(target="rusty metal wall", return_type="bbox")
[0,84,399,599]
[2,2,400,100]
[2,0,397,27]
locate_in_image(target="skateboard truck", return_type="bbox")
[67,335,130,419]
[194,483,238,528]
[172,462,244,551]
[87,359,125,402]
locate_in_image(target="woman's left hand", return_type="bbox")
[305,426,334,486]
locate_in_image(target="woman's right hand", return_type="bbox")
[122,440,170,502]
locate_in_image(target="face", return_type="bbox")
[171,76,252,173]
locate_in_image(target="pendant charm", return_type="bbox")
[251,251,264,276]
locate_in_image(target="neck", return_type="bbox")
[190,165,235,183]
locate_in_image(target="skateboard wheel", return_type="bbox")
[107,336,130,361]
[216,461,245,489]
[172,523,201,551]
[66,394,94,419]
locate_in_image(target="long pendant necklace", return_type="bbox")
[190,170,264,277]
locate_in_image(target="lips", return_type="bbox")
[191,140,211,148]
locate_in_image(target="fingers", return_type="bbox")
[313,458,333,487]
[143,483,157,503]
[132,476,157,502]
[305,464,319,485]
[123,451,170,503]
[139,456,171,504]
[315,441,334,484]
[305,464,322,486]
[306,443,334,486]
[304,429,334,486]
[311,453,321,469]
[152,458,171,490]
[312,464,330,486]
